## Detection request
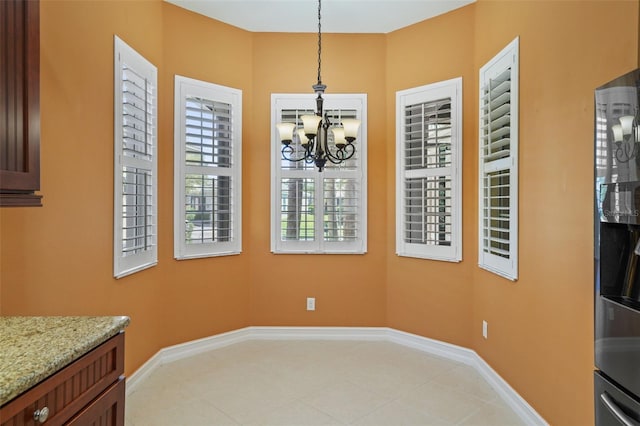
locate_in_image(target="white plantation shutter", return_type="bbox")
[280,177,316,241]
[396,78,462,261]
[323,178,359,242]
[271,94,367,254]
[174,76,242,259]
[114,36,157,279]
[478,37,519,280]
[185,98,232,168]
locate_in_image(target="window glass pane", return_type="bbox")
[323,178,358,241]
[482,169,510,258]
[404,98,451,170]
[480,69,511,163]
[122,66,153,161]
[595,105,607,172]
[281,178,315,241]
[404,176,452,246]
[279,109,359,171]
[279,109,315,171]
[185,174,232,244]
[122,167,153,255]
[323,109,359,171]
[185,97,232,168]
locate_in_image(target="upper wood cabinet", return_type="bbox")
[1,0,41,207]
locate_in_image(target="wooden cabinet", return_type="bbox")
[0,0,42,207]
[0,333,125,426]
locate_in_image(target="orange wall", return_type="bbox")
[384,1,638,424]
[0,0,167,378]
[385,5,476,348]
[0,1,252,376]
[471,1,638,425]
[157,4,253,349]
[1,1,639,424]
[248,32,388,326]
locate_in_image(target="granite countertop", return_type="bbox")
[0,316,130,406]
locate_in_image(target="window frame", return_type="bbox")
[173,75,242,260]
[478,37,519,281]
[396,77,463,261]
[270,93,367,254]
[113,36,158,278]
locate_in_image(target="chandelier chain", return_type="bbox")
[277,0,359,172]
[317,0,322,84]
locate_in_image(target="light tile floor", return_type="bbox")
[125,340,527,425]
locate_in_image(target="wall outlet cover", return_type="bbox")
[307,297,315,311]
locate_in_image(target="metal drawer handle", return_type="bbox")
[33,406,49,423]
[601,392,640,426]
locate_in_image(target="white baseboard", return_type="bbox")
[160,326,253,364]
[470,355,546,426]
[126,327,253,393]
[249,326,389,340]
[125,348,163,394]
[126,326,547,425]
[384,328,478,365]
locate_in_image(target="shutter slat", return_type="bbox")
[403,175,452,247]
[184,96,234,168]
[481,165,510,256]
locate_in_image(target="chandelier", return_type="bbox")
[276,0,361,172]
[612,106,640,163]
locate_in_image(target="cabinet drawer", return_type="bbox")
[0,333,124,426]
[66,378,125,426]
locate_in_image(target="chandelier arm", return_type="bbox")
[320,113,356,164]
[324,143,356,164]
[614,140,638,164]
[614,142,627,163]
[281,142,315,163]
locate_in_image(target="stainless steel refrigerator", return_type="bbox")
[594,67,640,425]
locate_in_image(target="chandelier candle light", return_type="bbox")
[612,105,640,163]
[276,0,361,172]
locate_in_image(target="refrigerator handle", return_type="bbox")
[601,392,640,426]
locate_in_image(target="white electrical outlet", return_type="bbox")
[307,297,315,311]
[482,320,488,339]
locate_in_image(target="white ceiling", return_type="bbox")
[164,0,476,34]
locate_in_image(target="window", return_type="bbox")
[478,37,519,280]
[396,77,463,261]
[113,36,157,278]
[174,76,242,259]
[271,94,367,254]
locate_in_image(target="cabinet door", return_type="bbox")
[0,0,42,207]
